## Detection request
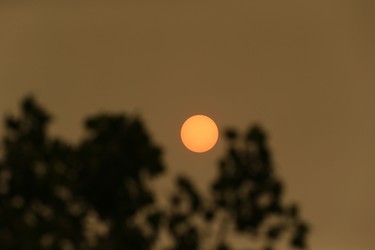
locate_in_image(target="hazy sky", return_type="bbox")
[1,0,375,249]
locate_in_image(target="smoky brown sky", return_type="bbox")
[1,0,375,249]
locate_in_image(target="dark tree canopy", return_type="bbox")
[0,97,309,250]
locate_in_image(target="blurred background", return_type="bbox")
[0,0,374,249]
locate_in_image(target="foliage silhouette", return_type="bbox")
[0,97,309,250]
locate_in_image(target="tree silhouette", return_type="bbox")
[0,97,308,250]
[161,128,309,250]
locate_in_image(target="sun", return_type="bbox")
[180,115,219,153]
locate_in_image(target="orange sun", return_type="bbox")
[180,115,219,153]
